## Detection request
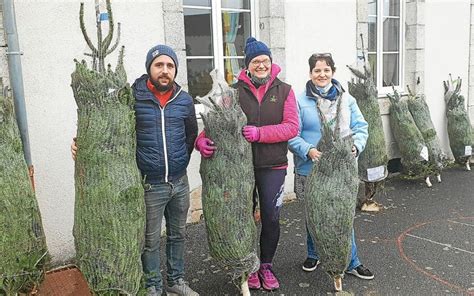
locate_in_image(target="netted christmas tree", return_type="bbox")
[304,98,359,292]
[71,1,145,294]
[0,78,49,294]
[196,70,259,295]
[443,75,473,170]
[387,88,431,179]
[406,86,448,184]
[347,47,388,211]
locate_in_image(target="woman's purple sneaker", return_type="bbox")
[247,272,261,290]
[258,264,280,291]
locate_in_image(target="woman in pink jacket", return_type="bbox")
[195,37,298,291]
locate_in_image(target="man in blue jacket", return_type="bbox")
[73,44,198,296]
[132,44,198,296]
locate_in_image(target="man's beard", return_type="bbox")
[151,75,174,92]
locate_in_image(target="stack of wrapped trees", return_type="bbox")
[347,59,388,211]
[0,78,49,294]
[387,89,431,181]
[443,76,473,170]
[71,1,145,294]
[305,98,359,292]
[406,86,448,185]
[196,70,259,296]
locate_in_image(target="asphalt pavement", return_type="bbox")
[163,167,473,296]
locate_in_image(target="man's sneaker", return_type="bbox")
[247,272,261,290]
[166,278,199,296]
[146,286,161,296]
[302,258,320,272]
[346,265,374,280]
[258,264,280,291]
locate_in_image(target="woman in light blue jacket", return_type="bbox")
[288,53,374,281]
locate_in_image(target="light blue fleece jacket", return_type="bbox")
[288,82,368,176]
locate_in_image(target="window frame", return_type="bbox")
[183,0,258,92]
[368,0,405,96]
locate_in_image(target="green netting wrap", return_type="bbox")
[406,88,448,175]
[196,70,259,283]
[305,98,358,279]
[0,78,49,295]
[443,76,473,164]
[347,63,388,182]
[71,2,145,294]
[387,89,430,178]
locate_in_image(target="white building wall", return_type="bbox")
[284,0,357,95]
[284,0,356,190]
[469,0,474,124]
[0,3,9,81]
[13,0,165,264]
[424,0,471,157]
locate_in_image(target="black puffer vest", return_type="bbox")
[235,78,291,168]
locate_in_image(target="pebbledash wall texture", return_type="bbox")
[0,4,9,81]
[469,0,474,122]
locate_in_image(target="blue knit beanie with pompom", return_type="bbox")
[244,37,272,68]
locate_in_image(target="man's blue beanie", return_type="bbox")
[244,37,272,68]
[145,44,179,76]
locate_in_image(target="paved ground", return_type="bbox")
[176,167,473,296]
[34,167,473,295]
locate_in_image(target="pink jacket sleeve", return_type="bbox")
[258,88,299,143]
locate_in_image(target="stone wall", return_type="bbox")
[405,0,425,95]
[163,0,188,90]
[259,0,286,80]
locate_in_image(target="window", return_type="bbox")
[183,0,256,98]
[368,0,404,93]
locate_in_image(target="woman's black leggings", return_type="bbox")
[253,168,286,264]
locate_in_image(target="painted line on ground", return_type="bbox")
[397,218,474,295]
[447,219,474,227]
[405,233,474,255]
